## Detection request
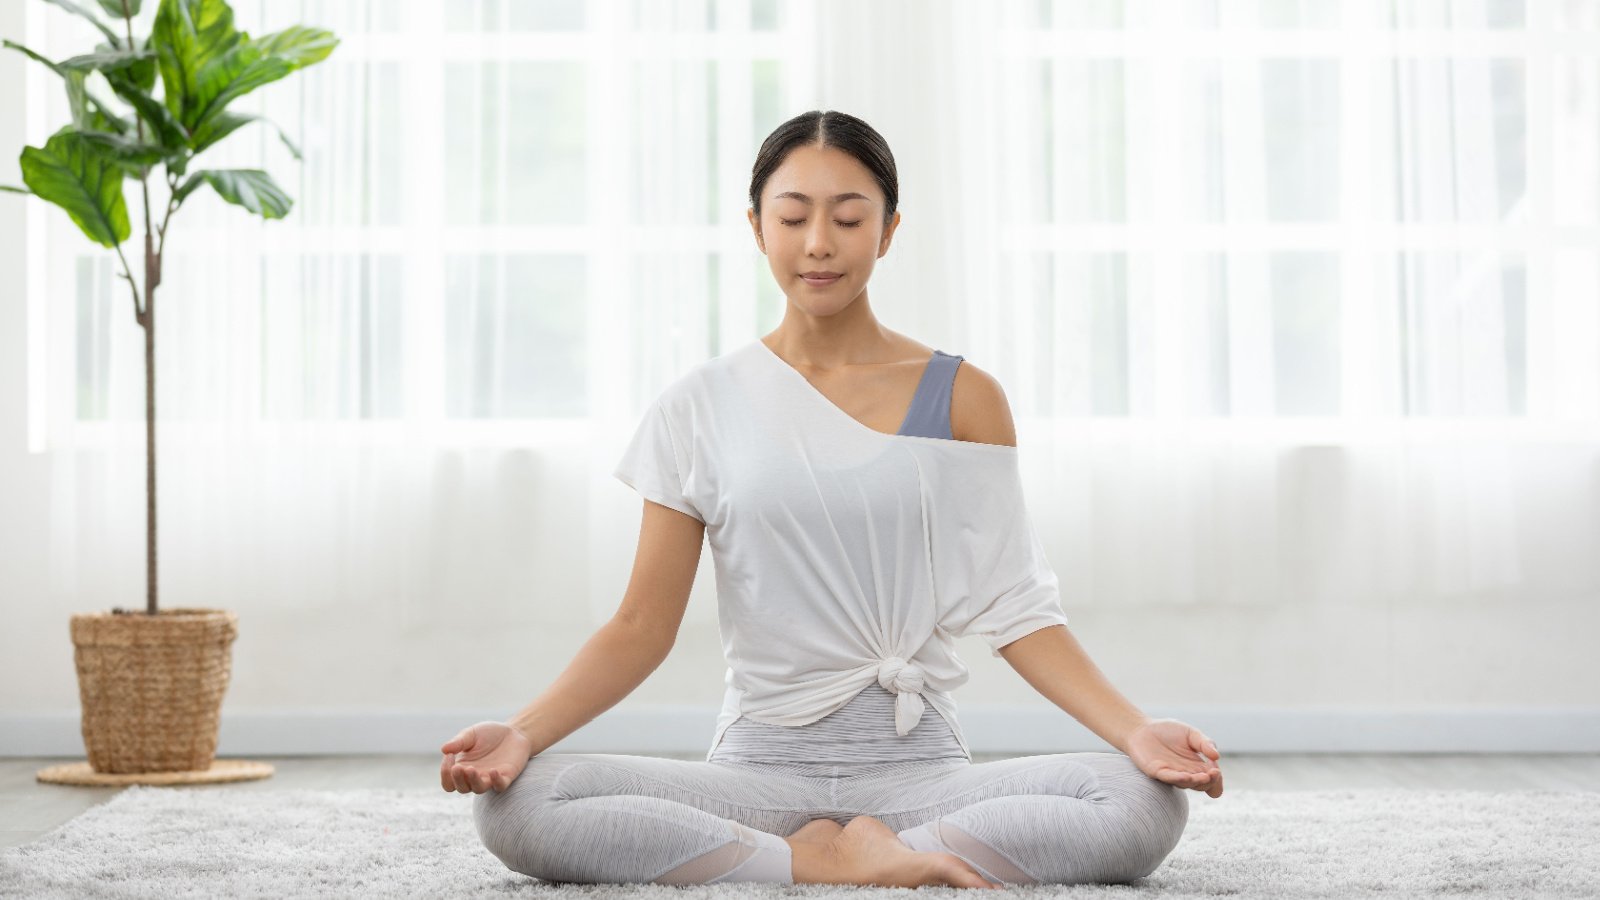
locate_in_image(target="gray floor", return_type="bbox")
[3,753,1598,851]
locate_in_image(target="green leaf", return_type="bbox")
[124,37,159,92]
[64,70,95,131]
[95,0,144,18]
[41,0,124,49]
[57,46,156,73]
[2,38,67,76]
[104,70,191,149]
[19,128,132,248]
[66,74,136,140]
[63,40,157,92]
[89,95,134,135]
[152,0,241,126]
[179,168,291,219]
[173,171,201,204]
[269,120,304,160]
[78,130,180,169]
[188,44,292,131]
[6,40,132,135]
[251,25,338,68]
[0,185,32,195]
[190,110,301,159]
[188,27,337,136]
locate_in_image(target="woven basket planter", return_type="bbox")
[69,608,239,774]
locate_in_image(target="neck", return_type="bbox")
[766,292,896,370]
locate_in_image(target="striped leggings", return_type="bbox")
[472,682,1188,886]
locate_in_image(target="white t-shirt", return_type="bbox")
[613,338,1070,761]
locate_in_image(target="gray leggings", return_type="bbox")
[473,683,1188,886]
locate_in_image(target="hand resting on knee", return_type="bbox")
[441,722,535,794]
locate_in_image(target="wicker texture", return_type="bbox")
[69,608,239,775]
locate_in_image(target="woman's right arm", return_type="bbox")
[443,500,705,793]
[506,499,706,752]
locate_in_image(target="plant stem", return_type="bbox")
[144,276,157,616]
[113,243,142,322]
[122,2,159,616]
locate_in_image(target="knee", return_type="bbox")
[472,780,529,875]
[471,759,567,881]
[1116,775,1188,882]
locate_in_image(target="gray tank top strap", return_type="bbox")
[896,350,965,440]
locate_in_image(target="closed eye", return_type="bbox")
[779,218,862,228]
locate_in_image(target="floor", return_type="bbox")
[4,753,1598,850]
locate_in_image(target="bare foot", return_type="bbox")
[790,813,998,883]
[788,818,845,845]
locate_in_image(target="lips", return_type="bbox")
[801,272,842,286]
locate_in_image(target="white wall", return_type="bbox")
[2,0,1595,759]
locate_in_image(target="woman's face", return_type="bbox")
[747,143,901,315]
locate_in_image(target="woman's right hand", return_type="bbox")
[440,721,535,794]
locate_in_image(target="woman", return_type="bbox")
[441,110,1224,889]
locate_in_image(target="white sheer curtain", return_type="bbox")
[24,0,1600,633]
[27,0,815,630]
[809,0,1600,610]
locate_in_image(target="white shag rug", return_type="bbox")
[2,785,1597,898]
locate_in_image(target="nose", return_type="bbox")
[804,215,834,258]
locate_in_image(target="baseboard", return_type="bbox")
[3,705,1598,757]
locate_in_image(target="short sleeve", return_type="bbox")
[932,453,1069,657]
[613,398,705,523]
[947,522,1070,657]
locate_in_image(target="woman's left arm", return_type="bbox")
[997,624,1225,798]
[954,366,1223,797]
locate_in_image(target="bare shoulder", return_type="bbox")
[949,359,1017,448]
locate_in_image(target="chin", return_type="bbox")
[790,296,857,316]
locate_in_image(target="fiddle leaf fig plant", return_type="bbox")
[2,0,337,614]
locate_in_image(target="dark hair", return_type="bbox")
[748,110,899,231]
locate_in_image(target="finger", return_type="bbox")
[452,764,474,793]
[1162,768,1204,787]
[444,726,474,755]
[440,755,456,792]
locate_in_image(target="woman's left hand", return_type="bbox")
[1125,718,1224,798]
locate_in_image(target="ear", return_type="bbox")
[747,207,765,253]
[878,209,901,256]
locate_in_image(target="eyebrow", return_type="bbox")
[771,191,871,204]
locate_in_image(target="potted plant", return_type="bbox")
[2,0,336,775]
